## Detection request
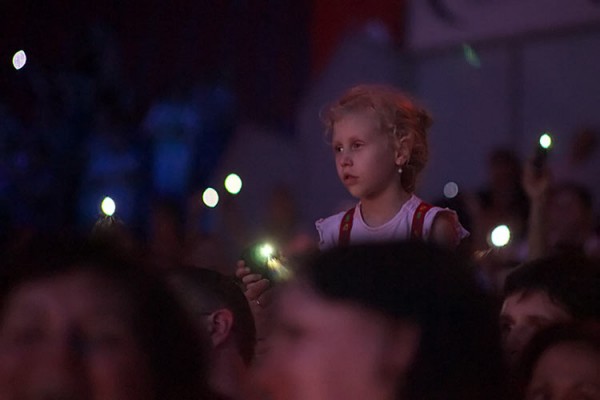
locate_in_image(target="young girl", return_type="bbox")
[237,85,467,309]
[316,84,468,249]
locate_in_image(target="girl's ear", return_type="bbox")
[394,134,414,167]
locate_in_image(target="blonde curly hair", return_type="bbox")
[322,84,431,193]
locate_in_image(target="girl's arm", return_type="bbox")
[430,212,461,249]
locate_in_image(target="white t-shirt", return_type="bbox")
[315,195,469,250]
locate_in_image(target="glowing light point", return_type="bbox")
[12,50,27,70]
[202,188,219,208]
[539,133,552,149]
[224,173,242,195]
[462,43,481,68]
[490,225,511,248]
[260,243,274,258]
[101,197,116,217]
[443,182,459,199]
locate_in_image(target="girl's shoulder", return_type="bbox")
[402,195,470,244]
[315,206,358,250]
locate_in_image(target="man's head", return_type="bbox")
[170,268,256,365]
[263,241,506,400]
[500,255,600,366]
[0,236,211,400]
[547,183,595,253]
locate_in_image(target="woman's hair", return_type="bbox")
[0,235,215,400]
[517,323,600,397]
[322,84,431,192]
[298,241,507,400]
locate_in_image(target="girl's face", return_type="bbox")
[257,282,416,400]
[0,271,154,400]
[331,113,403,200]
[526,342,600,400]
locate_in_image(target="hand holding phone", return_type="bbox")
[241,241,292,284]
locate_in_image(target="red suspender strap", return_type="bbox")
[411,202,433,240]
[338,207,355,246]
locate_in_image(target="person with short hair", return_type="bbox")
[258,241,506,400]
[500,254,600,367]
[0,235,214,400]
[518,323,600,400]
[170,268,258,400]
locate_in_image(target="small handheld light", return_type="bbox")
[12,50,27,70]
[533,132,553,173]
[202,188,219,208]
[242,241,291,283]
[539,133,552,150]
[489,224,511,248]
[101,197,116,217]
[259,243,274,258]
[93,196,125,240]
[224,173,242,195]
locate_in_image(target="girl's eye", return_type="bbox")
[333,145,343,153]
[351,142,363,150]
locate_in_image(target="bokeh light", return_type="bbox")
[101,196,116,216]
[462,44,481,68]
[224,173,242,195]
[259,243,274,259]
[490,225,511,247]
[539,133,553,149]
[202,187,219,208]
[12,50,27,70]
[443,181,459,199]
[266,255,292,281]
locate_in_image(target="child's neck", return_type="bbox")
[360,188,412,227]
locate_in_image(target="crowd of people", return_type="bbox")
[1,84,599,400]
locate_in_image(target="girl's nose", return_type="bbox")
[340,153,352,167]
